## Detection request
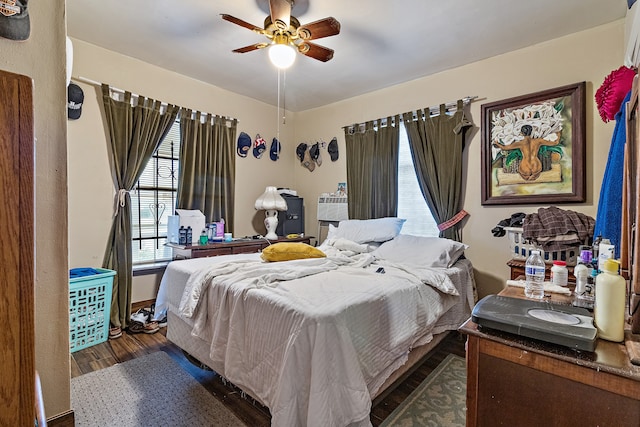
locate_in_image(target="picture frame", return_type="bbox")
[480,82,586,205]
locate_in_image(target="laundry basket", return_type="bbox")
[505,227,580,266]
[69,268,115,352]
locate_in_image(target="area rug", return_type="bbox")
[71,351,245,427]
[380,354,466,427]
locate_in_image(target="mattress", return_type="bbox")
[156,248,475,427]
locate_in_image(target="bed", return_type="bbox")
[155,219,476,427]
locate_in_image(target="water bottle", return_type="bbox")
[525,250,545,299]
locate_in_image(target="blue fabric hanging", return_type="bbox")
[593,90,632,258]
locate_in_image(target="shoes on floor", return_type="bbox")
[128,320,160,334]
[129,306,160,334]
[147,303,167,328]
[109,326,122,340]
[155,315,167,328]
[131,308,151,325]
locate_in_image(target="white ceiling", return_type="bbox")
[67,0,627,112]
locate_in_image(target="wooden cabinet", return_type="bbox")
[177,236,312,259]
[459,286,640,427]
[0,70,35,426]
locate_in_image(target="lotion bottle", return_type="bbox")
[594,259,626,342]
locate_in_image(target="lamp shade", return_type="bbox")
[255,187,288,240]
[255,186,288,211]
[269,43,296,69]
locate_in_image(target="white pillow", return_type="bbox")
[372,234,468,268]
[328,217,406,244]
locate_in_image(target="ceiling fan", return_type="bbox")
[221,0,340,68]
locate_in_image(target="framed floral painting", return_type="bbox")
[480,82,586,205]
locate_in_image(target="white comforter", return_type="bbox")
[167,242,469,427]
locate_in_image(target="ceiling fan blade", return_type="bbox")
[298,41,334,62]
[221,14,263,33]
[269,0,291,31]
[297,17,341,40]
[232,43,268,53]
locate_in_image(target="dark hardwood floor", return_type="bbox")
[71,315,467,426]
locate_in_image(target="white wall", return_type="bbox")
[293,20,624,298]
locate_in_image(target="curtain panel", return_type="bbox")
[344,116,399,219]
[177,110,237,231]
[402,100,471,241]
[100,84,180,329]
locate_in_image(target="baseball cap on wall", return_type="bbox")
[68,83,84,120]
[0,0,30,41]
[237,132,251,157]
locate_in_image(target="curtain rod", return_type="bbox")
[342,96,477,131]
[71,75,239,124]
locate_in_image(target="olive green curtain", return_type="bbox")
[344,116,399,219]
[176,110,237,232]
[402,100,471,241]
[101,84,180,329]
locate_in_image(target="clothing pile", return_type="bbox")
[522,206,595,251]
[491,212,526,237]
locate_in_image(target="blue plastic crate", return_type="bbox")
[69,268,115,352]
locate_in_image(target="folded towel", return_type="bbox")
[506,279,572,296]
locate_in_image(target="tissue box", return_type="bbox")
[167,209,206,244]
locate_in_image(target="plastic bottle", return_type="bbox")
[574,250,593,299]
[592,235,602,268]
[186,226,193,246]
[550,260,568,287]
[594,259,626,342]
[525,250,546,299]
[199,229,208,245]
[178,226,187,245]
[585,269,598,300]
[208,223,217,242]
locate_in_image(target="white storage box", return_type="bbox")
[167,209,206,244]
[505,227,581,266]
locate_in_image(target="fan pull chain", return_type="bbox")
[276,69,287,141]
[277,69,281,140]
[282,70,286,125]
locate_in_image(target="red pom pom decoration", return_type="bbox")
[595,66,637,122]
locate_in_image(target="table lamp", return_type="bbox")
[254,186,288,240]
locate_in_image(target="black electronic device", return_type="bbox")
[277,194,304,236]
[472,294,597,352]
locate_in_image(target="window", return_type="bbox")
[131,120,180,264]
[397,123,440,237]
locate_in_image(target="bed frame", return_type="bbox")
[167,310,454,405]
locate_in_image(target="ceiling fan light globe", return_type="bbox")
[269,43,296,69]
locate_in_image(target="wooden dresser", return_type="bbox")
[506,258,575,281]
[171,235,312,258]
[459,285,640,427]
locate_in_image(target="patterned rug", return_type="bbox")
[71,351,245,427]
[380,354,466,427]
